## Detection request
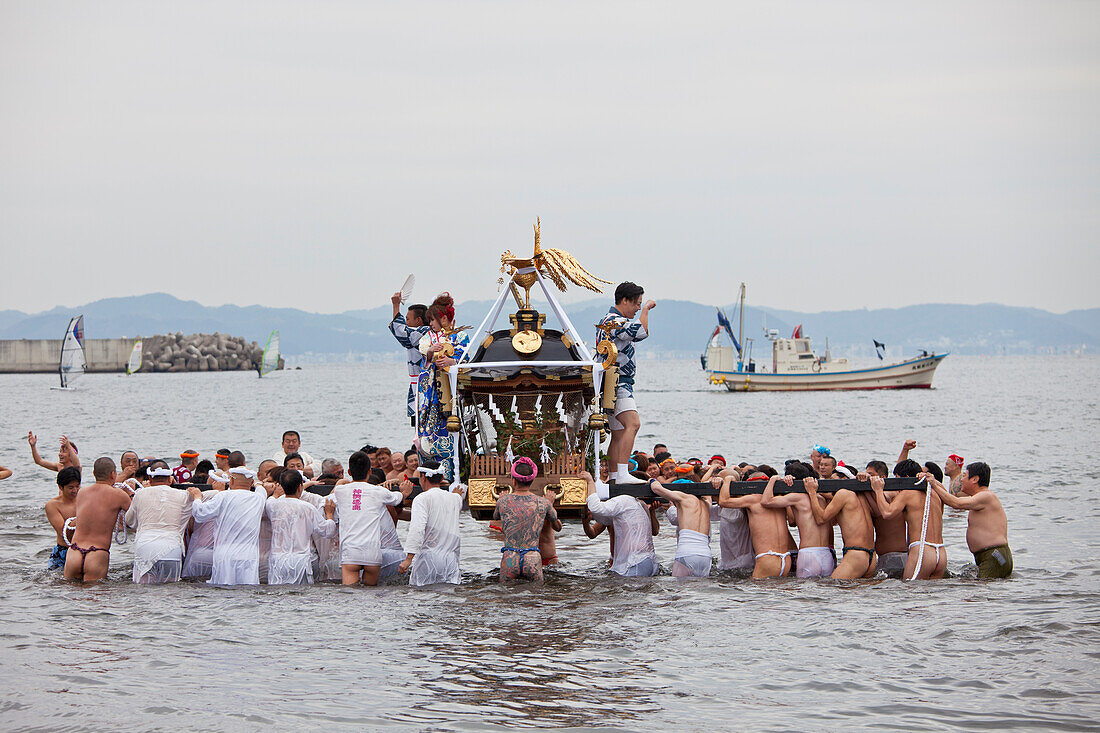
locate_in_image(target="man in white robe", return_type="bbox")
[398,460,466,587]
[582,470,659,576]
[124,463,193,583]
[182,482,223,580]
[332,451,412,586]
[187,467,269,585]
[265,470,337,585]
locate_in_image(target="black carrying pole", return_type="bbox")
[609,477,923,500]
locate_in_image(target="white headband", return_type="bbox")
[228,467,255,479]
[835,465,855,479]
[417,464,447,478]
[148,467,172,478]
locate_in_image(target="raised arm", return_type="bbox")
[647,478,686,505]
[804,478,844,525]
[926,473,989,511]
[761,474,802,508]
[581,507,607,538]
[60,436,80,471]
[638,300,656,333]
[719,474,759,509]
[870,476,905,519]
[28,431,59,472]
[898,439,916,464]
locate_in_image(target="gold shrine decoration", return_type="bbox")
[500,218,612,307]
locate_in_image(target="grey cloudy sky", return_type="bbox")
[2,1,1097,315]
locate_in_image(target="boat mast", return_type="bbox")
[737,282,745,371]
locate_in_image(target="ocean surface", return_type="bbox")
[1,357,1097,731]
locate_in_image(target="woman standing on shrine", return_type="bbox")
[416,292,469,481]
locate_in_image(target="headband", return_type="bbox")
[510,457,538,482]
[418,464,447,478]
[674,465,694,474]
[813,444,831,457]
[148,467,172,478]
[228,467,256,479]
[948,454,964,466]
[835,465,855,479]
[209,470,229,483]
[180,451,199,459]
[709,455,725,465]
[659,458,675,468]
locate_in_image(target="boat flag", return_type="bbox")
[792,324,803,339]
[874,340,886,360]
[715,308,741,352]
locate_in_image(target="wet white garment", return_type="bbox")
[717,507,754,571]
[405,487,463,586]
[264,495,336,585]
[673,528,713,578]
[586,494,658,577]
[182,490,219,579]
[668,504,752,571]
[796,546,836,578]
[300,490,340,580]
[378,511,404,580]
[258,514,272,584]
[190,488,267,585]
[124,485,193,583]
[333,482,404,566]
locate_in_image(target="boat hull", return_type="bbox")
[707,354,947,392]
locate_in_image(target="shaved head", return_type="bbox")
[92,456,117,481]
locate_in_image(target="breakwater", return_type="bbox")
[0,333,277,374]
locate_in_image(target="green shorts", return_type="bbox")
[973,544,1013,579]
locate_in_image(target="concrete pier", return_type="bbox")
[0,338,132,373]
[0,333,274,374]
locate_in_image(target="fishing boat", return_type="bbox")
[51,316,86,391]
[258,330,281,377]
[126,338,143,375]
[701,284,946,392]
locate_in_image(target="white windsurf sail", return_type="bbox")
[126,338,143,375]
[260,330,280,377]
[58,315,86,389]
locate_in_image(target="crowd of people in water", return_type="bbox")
[6,430,1012,587]
[0,281,1010,587]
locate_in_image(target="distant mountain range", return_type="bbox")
[1,293,1096,360]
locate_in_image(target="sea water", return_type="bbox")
[0,357,1097,731]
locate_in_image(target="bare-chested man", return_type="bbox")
[538,486,563,567]
[872,460,946,580]
[494,458,558,582]
[648,477,711,578]
[64,457,131,583]
[803,476,878,579]
[718,473,792,578]
[945,454,965,496]
[862,459,908,578]
[927,462,1012,579]
[45,466,81,570]
[761,463,835,578]
[28,431,80,473]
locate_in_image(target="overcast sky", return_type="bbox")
[2,1,1097,315]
